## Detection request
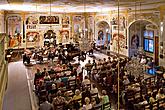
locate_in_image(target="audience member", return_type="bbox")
[82,76,91,86]
[82,97,92,110]
[52,91,66,110]
[39,97,53,110]
[140,56,147,64]
[91,84,98,96]
[156,88,165,100]
[123,76,130,85]
[82,87,91,105]
[101,90,110,109]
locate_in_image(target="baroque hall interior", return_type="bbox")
[0,0,165,110]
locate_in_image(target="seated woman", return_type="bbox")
[64,91,72,109]
[97,59,102,69]
[72,89,82,109]
[91,84,99,97]
[48,83,58,103]
[52,90,66,110]
[44,72,51,81]
[54,64,62,72]
[123,76,130,85]
[82,76,91,86]
[54,75,61,88]
[156,88,165,100]
[34,69,42,86]
[82,97,93,110]
[100,90,110,109]
[149,92,156,104]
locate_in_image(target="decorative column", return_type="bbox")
[159,6,165,66]
[21,12,27,49]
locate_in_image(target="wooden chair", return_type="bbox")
[103,102,111,110]
[86,84,92,90]
[91,93,99,98]
[68,79,76,90]
[92,103,102,110]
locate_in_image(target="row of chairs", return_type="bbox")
[140,98,165,110]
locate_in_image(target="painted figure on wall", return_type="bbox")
[111,16,126,31]
[62,16,69,25]
[26,32,40,42]
[59,30,69,43]
[98,30,104,40]
[26,16,38,25]
[73,15,84,37]
[131,34,139,49]
[112,33,125,52]
[8,16,22,47]
[62,16,69,28]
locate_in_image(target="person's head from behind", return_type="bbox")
[148,92,152,97]
[57,90,62,97]
[43,68,46,72]
[159,88,164,94]
[52,83,56,89]
[84,76,88,80]
[42,97,47,102]
[75,89,80,96]
[64,91,70,97]
[92,84,96,89]
[102,90,107,95]
[88,60,91,63]
[108,57,111,60]
[91,97,95,102]
[56,75,59,80]
[71,72,75,77]
[144,95,148,101]
[45,72,49,76]
[84,86,89,91]
[123,76,127,80]
[37,68,40,73]
[85,97,90,104]
[64,73,67,77]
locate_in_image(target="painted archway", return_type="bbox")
[96,21,110,47]
[128,19,159,64]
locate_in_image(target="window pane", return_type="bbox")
[149,40,154,52]
[144,39,149,51]
[149,31,154,38]
[144,31,148,37]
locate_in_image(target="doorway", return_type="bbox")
[128,20,159,65]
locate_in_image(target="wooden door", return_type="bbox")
[154,36,159,65]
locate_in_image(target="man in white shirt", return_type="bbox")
[140,56,147,64]
[82,76,91,86]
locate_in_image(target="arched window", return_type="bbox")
[143,30,154,53]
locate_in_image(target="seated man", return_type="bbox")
[140,56,147,64]
[52,91,66,110]
[85,60,93,77]
[39,97,53,110]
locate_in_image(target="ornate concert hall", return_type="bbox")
[0,0,165,110]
